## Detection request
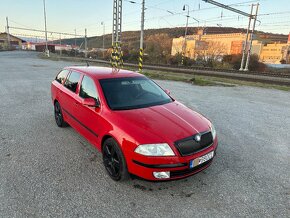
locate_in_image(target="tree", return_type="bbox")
[222,54,242,70]
[145,33,172,64]
[195,41,227,67]
[222,54,266,71]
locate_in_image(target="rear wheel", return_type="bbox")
[102,138,129,181]
[54,101,68,127]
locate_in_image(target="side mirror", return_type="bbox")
[164,89,171,95]
[82,98,100,107]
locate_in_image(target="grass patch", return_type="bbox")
[141,69,290,91]
[199,75,290,91]
[142,70,232,87]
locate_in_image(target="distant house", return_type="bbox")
[22,42,38,50]
[22,42,77,53]
[35,44,56,53]
[0,32,26,49]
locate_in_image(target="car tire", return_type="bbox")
[54,101,68,127]
[102,138,129,181]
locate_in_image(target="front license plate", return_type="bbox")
[190,151,214,168]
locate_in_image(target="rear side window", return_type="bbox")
[64,71,81,93]
[56,70,69,84]
[79,76,99,100]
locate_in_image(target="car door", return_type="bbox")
[61,71,81,128]
[74,75,101,144]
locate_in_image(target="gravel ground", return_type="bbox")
[0,51,289,218]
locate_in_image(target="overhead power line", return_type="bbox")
[9,26,84,37]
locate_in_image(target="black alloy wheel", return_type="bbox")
[102,138,129,181]
[54,102,67,127]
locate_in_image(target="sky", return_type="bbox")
[0,0,289,40]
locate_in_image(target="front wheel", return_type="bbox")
[102,138,129,181]
[54,101,68,127]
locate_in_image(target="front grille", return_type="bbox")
[175,131,213,156]
[170,159,213,178]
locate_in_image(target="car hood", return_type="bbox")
[112,101,211,144]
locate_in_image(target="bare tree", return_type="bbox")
[195,41,227,66]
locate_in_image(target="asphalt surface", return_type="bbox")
[0,51,289,218]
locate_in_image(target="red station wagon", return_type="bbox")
[51,66,218,181]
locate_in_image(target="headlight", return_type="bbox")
[210,124,217,139]
[134,143,175,156]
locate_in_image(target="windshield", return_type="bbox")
[99,77,173,110]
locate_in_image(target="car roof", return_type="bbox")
[64,66,144,79]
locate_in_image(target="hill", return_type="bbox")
[58,27,288,50]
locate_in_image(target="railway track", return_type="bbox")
[55,56,290,86]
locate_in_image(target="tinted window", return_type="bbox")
[64,71,81,93]
[99,77,172,110]
[79,76,99,100]
[56,70,69,84]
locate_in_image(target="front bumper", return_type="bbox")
[128,139,218,181]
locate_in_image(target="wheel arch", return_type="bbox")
[101,134,114,150]
[101,134,123,152]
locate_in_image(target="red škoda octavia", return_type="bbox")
[51,67,218,181]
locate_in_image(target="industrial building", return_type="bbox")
[251,37,290,64]
[171,30,246,59]
[171,30,290,64]
[22,42,76,52]
[0,32,26,49]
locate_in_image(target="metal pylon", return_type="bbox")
[111,0,123,68]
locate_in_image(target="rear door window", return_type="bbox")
[55,69,69,84]
[64,71,81,93]
[79,76,99,100]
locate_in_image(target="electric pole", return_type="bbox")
[244,3,259,71]
[101,22,105,59]
[111,0,123,68]
[59,33,62,56]
[240,4,254,71]
[43,0,49,57]
[6,17,11,49]
[74,29,77,57]
[181,4,190,66]
[202,0,258,71]
[85,28,88,58]
[139,0,145,72]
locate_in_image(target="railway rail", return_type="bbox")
[53,56,290,86]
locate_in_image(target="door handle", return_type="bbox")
[74,101,79,106]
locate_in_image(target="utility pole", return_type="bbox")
[111,0,123,68]
[202,0,257,71]
[74,29,77,57]
[139,0,145,72]
[6,17,11,49]
[240,4,254,71]
[43,0,49,57]
[85,28,88,58]
[244,3,259,71]
[59,33,62,56]
[101,22,105,59]
[181,4,189,66]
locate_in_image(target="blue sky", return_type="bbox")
[0,0,289,39]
